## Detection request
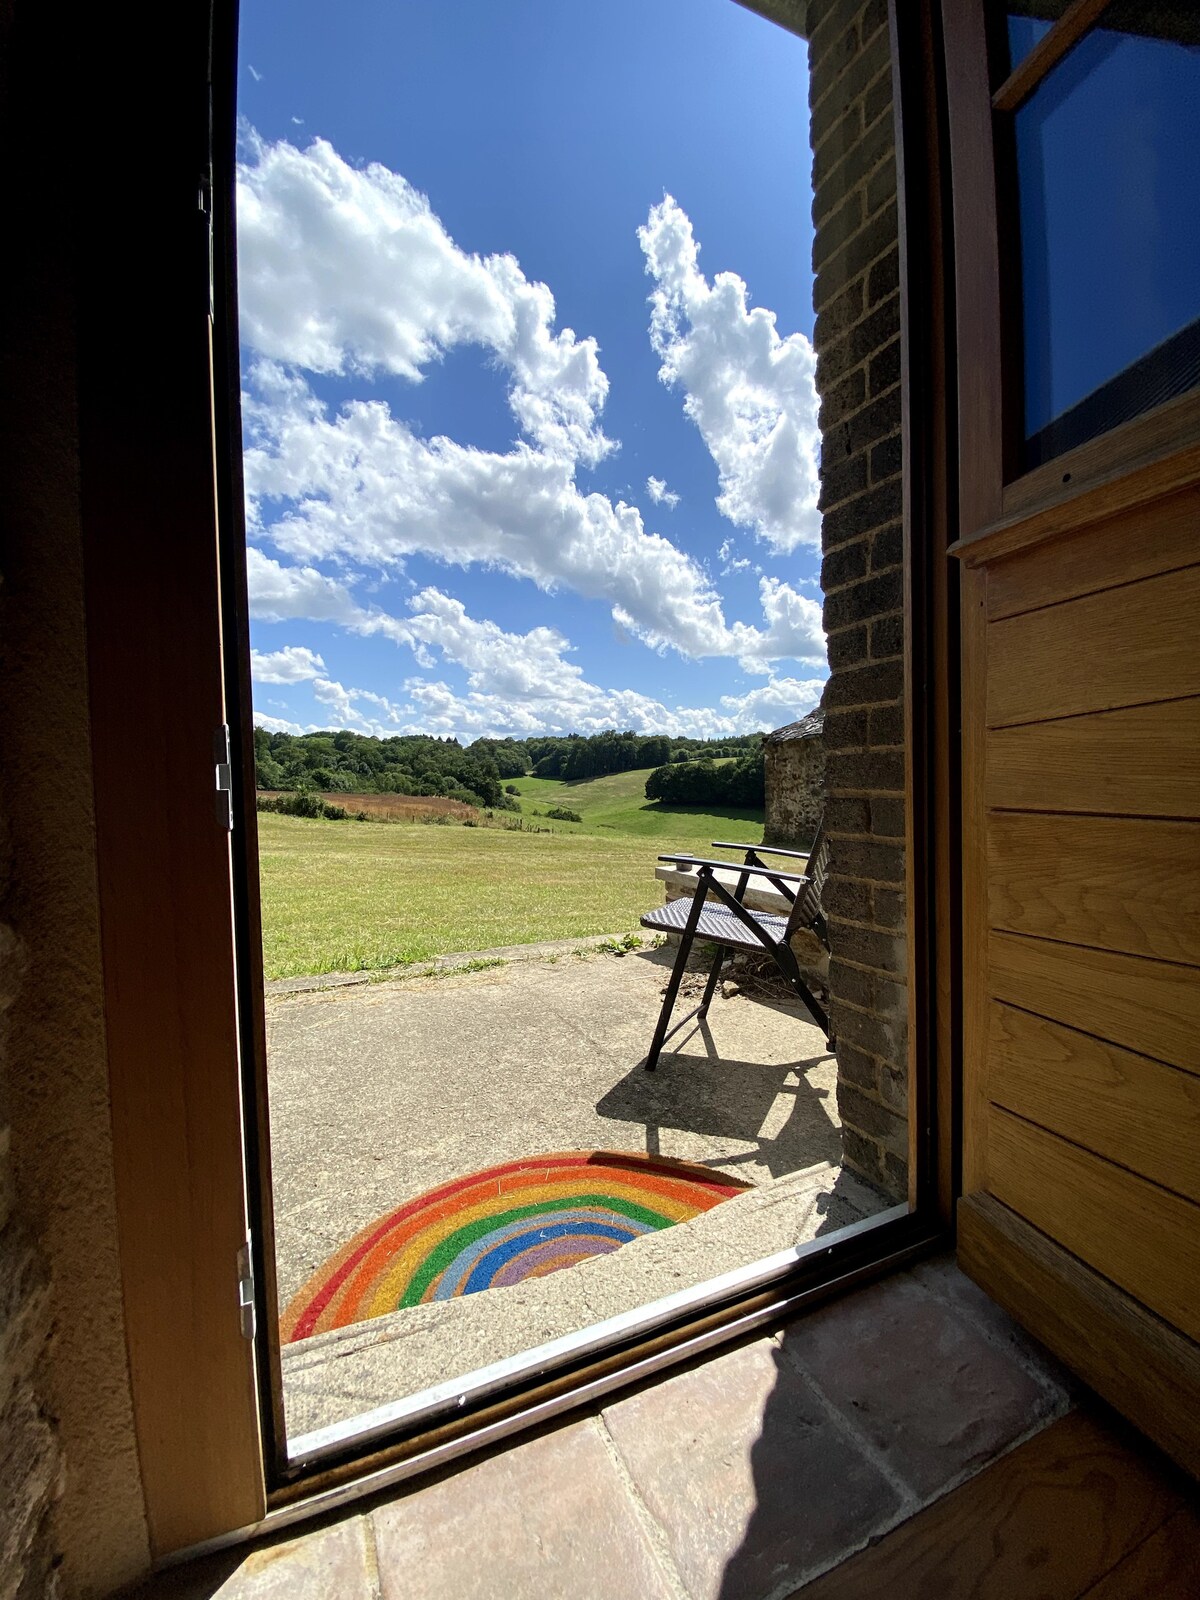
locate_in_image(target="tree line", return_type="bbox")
[254,728,511,809]
[254,726,766,811]
[523,730,761,780]
[643,749,764,808]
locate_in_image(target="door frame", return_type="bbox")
[96,0,965,1559]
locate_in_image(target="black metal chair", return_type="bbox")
[638,828,834,1071]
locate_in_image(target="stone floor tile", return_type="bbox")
[371,1417,675,1600]
[909,1253,1078,1397]
[783,1273,1061,1500]
[601,1337,902,1600]
[154,1517,377,1600]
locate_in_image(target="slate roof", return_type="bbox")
[764,708,825,744]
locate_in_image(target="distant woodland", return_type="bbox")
[254,727,766,810]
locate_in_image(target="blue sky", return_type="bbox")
[237,0,826,741]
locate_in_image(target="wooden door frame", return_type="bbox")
[225,0,961,1500]
[79,0,266,1557]
[90,0,969,1556]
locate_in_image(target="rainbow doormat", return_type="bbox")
[282,1151,749,1342]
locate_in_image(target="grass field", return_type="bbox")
[508,766,763,842]
[257,767,764,979]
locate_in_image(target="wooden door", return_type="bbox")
[943,2,1200,1476]
[78,0,267,1555]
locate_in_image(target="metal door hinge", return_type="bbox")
[215,724,234,832]
[237,1240,256,1341]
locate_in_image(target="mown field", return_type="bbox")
[257,767,764,979]
[507,765,763,841]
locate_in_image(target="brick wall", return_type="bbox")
[807,0,908,1199]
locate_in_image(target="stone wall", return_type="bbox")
[807,0,909,1199]
[0,7,64,1593]
[763,724,825,849]
[0,0,153,1590]
[0,864,62,1600]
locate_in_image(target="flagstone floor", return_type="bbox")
[127,1255,1079,1600]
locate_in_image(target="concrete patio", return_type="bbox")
[265,941,888,1445]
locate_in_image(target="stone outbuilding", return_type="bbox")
[763,709,825,849]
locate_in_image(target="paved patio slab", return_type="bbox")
[267,946,887,1442]
[131,1257,1073,1600]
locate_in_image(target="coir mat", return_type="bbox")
[281,1150,750,1341]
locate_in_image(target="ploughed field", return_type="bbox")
[256,767,765,979]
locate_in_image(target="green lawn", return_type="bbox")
[509,766,763,842]
[257,768,764,979]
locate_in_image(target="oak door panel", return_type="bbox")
[958,1193,1200,1480]
[988,565,1200,728]
[985,494,1200,621]
[989,1004,1200,1204]
[987,1108,1200,1344]
[989,931,1200,1074]
[987,698,1200,818]
[988,814,1200,966]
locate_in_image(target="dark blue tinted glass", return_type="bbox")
[1006,15,1053,73]
[1014,20,1200,463]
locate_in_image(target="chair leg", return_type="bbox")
[645,930,695,1072]
[697,945,725,1020]
[778,962,835,1050]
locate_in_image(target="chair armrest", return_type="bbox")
[656,854,809,886]
[711,840,810,861]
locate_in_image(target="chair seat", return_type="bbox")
[640,896,788,952]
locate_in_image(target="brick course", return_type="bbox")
[808,0,908,1198]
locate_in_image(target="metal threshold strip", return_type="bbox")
[155,1206,939,1574]
[285,1203,910,1464]
[155,1203,934,1572]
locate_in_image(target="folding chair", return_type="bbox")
[638,827,834,1072]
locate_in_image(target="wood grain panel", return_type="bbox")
[989,1005,1200,1205]
[78,1,264,1551]
[987,1109,1200,1344]
[988,565,1200,727]
[990,931,1200,1075]
[801,1408,1187,1600]
[987,698,1200,818]
[988,814,1200,966]
[1085,1509,1200,1600]
[986,489,1200,621]
[962,567,991,1193]
[958,1193,1200,1480]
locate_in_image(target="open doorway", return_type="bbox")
[228,0,912,1468]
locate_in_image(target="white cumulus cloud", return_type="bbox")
[249,645,326,683]
[235,134,828,708]
[646,475,680,508]
[237,132,612,464]
[305,666,822,744]
[278,587,823,742]
[639,194,821,554]
[243,368,824,671]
